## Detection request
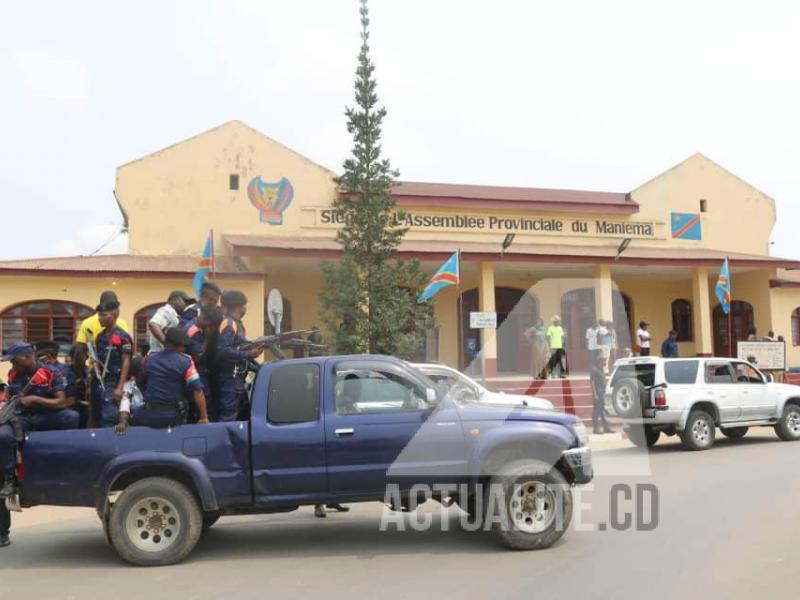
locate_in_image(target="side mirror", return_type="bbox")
[426,388,438,403]
[765,373,774,383]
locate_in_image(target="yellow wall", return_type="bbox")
[117,123,776,262]
[117,121,339,256]
[0,275,264,379]
[630,153,775,256]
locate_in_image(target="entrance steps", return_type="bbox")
[486,376,595,422]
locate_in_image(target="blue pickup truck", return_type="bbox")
[14,355,592,565]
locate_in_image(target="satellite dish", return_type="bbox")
[267,288,284,334]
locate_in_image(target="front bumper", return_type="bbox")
[561,446,593,484]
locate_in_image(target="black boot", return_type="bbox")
[326,503,350,512]
[593,421,603,435]
[0,533,9,548]
[314,504,326,518]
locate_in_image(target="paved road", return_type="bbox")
[2,429,798,600]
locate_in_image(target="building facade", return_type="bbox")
[2,120,800,380]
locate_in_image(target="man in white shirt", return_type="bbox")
[148,290,194,353]
[636,320,652,356]
[585,321,598,355]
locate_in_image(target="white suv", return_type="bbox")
[604,356,800,450]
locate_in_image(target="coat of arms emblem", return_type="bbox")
[247,176,294,225]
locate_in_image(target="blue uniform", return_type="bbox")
[183,319,214,418]
[95,326,133,427]
[135,350,203,428]
[215,316,251,422]
[178,304,200,328]
[0,363,78,476]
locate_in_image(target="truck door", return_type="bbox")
[250,362,328,505]
[731,361,772,419]
[324,360,467,497]
[702,362,740,422]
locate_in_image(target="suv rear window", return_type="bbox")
[611,364,655,388]
[664,360,699,384]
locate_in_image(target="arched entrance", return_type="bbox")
[559,288,633,373]
[461,287,539,373]
[713,301,754,357]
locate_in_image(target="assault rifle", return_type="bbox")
[0,375,42,442]
[236,330,326,361]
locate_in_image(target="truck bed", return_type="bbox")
[19,422,252,511]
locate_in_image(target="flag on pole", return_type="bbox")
[715,258,731,315]
[193,232,214,297]
[418,252,460,303]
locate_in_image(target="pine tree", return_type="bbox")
[319,0,430,358]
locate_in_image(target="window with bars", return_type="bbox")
[134,303,162,353]
[792,308,800,346]
[671,299,693,342]
[0,300,93,350]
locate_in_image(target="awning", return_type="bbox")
[224,234,800,269]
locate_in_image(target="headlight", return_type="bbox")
[572,422,589,446]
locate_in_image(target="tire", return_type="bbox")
[721,426,749,439]
[775,404,800,441]
[680,410,716,451]
[626,426,661,448]
[486,459,573,551]
[611,378,646,418]
[202,514,221,531]
[108,477,203,566]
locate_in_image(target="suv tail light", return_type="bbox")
[16,450,24,481]
[654,389,667,407]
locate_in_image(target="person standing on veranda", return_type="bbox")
[546,316,566,379]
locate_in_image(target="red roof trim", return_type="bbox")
[229,243,800,269]
[0,269,264,280]
[393,195,639,215]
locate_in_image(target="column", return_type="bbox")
[692,267,713,356]
[478,261,497,378]
[594,264,614,321]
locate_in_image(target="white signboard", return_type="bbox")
[470,311,497,329]
[737,341,786,371]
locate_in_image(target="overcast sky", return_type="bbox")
[1,0,798,260]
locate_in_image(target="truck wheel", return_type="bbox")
[626,426,660,448]
[775,404,800,441]
[487,459,572,551]
[108,477,203,566]
[680,410,715,451]
[611,378,645,418]
[202,514,221,531]
[721,427,749,439]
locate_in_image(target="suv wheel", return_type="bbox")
[775,404,800,441]
[680,410,715,451]
[721,426,748,439]
[626,426,660,448]
[611,378,645,419]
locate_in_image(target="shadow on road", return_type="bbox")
[1,510,567,570]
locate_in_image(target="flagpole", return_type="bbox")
[210,228,215,276]
[727,256,732,358]
[457,248,464,371]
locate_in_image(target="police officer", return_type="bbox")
[215,290,263,422]
[0,342,80,546]
[183,304,223,421]
[134,328,209,428]
[179,281,222,328]
[95,303,133,427]
[35,341,79,423]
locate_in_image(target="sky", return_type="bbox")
[0,0,798,260]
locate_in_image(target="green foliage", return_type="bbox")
[319,0,432,358]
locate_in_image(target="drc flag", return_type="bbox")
[193,232,214,297]
[418,252,460,303]
[715,258,731,315]
[671,212,702,240]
